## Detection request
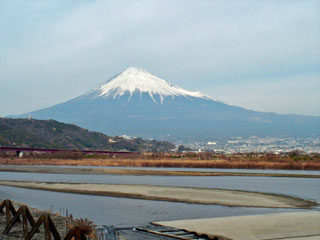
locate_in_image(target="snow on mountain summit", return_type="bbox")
[98,67,210,103]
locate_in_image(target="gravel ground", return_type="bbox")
[0,199,68,240]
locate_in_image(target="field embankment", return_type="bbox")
[0,165,319,178]
[0,181,316,209]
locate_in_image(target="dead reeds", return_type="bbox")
[0,151,319,170]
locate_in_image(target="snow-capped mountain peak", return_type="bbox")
[97,67,210,103]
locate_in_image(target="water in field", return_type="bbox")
[0,167,319,226]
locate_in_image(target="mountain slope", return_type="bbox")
[0,118,175,151]
[13,67,320,141]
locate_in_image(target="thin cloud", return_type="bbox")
[0,0,319,116]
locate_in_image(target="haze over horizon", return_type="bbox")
[1,0,319,117]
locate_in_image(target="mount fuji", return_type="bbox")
[14,67,320,141]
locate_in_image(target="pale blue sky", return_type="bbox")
[1,0,319,116]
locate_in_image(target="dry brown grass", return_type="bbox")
[1,151,320,170]
[66,214,96,239]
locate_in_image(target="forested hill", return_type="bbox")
[0,118,175,152]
